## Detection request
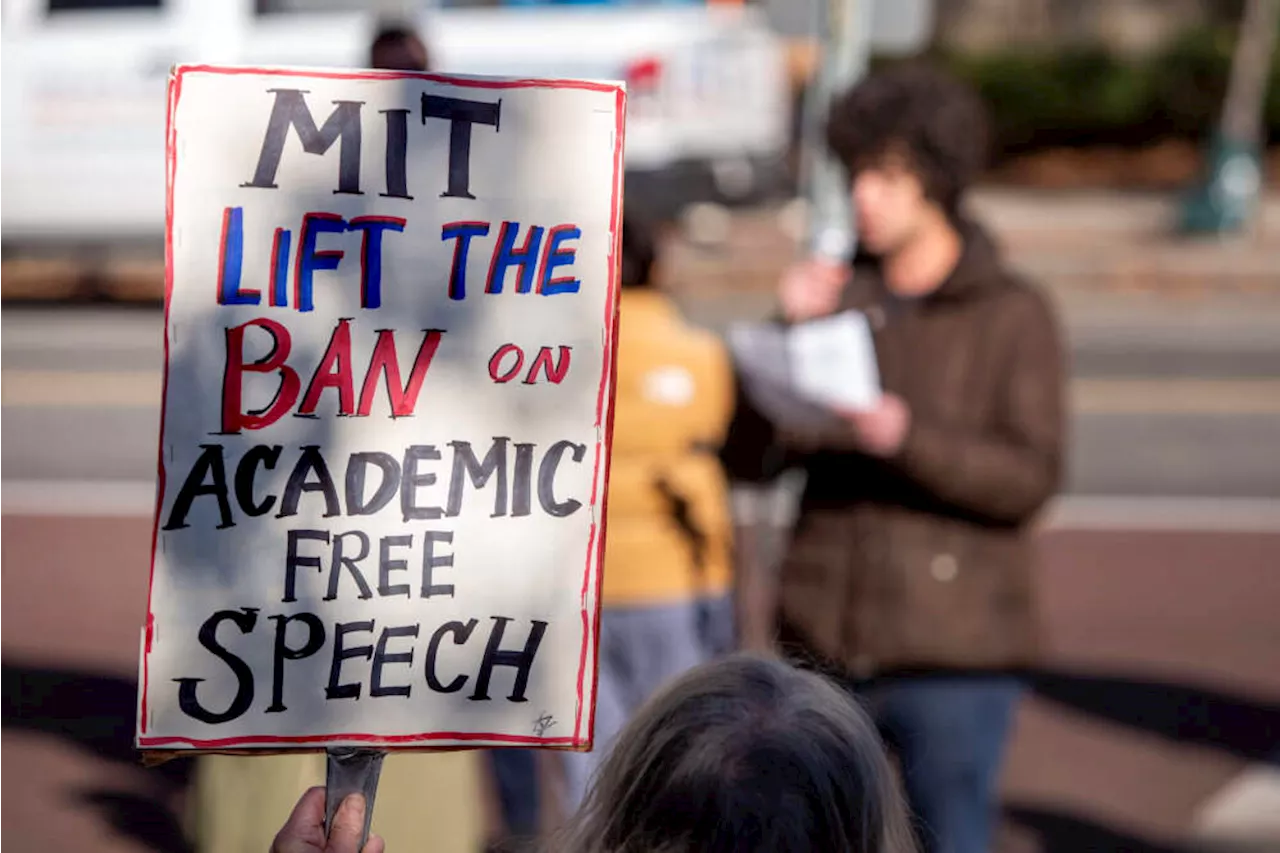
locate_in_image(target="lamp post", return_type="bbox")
[800,0,873,262]
[1181,0,1279,235]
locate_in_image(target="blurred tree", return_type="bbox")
[933,0,1215,55]
[1181,0,1279,234]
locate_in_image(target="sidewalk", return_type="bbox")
[966,188,1280,250]
[665,190,1280,367]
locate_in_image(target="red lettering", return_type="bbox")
[357,329,445,417]
[221,318,301,433]
[299,318,355,416]
[488,344,524,384]
[523,346,572,385]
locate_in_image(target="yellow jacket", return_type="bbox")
[602,289,735,608]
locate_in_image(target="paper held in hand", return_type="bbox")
[787,311,882,411]
[727,310,881,434]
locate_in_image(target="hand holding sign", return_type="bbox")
[271,788,384,853]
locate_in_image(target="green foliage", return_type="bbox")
[947,46,1155,152]
[1146,25,1236,137]
[894,24,1280,160]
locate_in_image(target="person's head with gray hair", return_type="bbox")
[555,654,917,853]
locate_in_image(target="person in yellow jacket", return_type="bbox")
[560,213,737,811]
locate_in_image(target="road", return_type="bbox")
[5,305,1279,498]
[3,303,1278,853]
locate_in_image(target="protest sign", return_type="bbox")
[137,65,625,753]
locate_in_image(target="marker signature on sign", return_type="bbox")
[533,712,557,737]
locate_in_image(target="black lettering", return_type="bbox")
[235,445,282,517]
[174,607,258,724]
[163,444,234,530]
[470,617,548,702]
[424,618,478,693]
[538,440,586,517]
[378,534,412,598]
[345,451,400,515]
[420,530,455,599]
[421,94,501,199]
[284,529,329,602]
[243,89,363,194]
[512,442,535,517]
[371,624,419,698]
[380,108,412,199]
[326,620,375,700]
[267,612,325,713]
[446,438,509,518]
[401,445,443,521]
[326,531,374,601]
[278,445,341,519]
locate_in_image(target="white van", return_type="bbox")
[1,0,790,245]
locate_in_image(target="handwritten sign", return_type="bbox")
[137,65,625,752]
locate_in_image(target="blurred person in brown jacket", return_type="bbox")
[561,212,737,813]
[722,65,1066,853]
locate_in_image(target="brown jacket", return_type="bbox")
[723,221,1066,677]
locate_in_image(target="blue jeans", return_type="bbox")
[860,676,1023,853]
[562,596,728,812]
[487,749,540,839]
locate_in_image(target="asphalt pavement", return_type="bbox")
[5,297,1279,499]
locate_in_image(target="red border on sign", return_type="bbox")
[137,64,626,751]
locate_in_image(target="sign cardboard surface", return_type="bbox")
[137,65,625,752]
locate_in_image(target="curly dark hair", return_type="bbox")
[825,64,989,213]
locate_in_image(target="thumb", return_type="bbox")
[325,794,368,853]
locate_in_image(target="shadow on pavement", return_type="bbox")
[74,789,193,853]
[1026,668,1280,765]
[3,659,1278,853]
[2,660,194,853]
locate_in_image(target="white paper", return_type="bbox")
[727,310,882,437]
[727,322,841,434]
[787,311,881,411]
[137,65,625,752]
